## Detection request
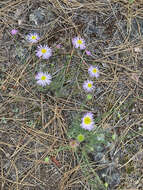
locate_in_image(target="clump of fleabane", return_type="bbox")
[36,45,52,59]
[83,80,94,92]
[27,33,40,43]
[35,71,51,87]
[88,65,99,78]
[81,112,95,131]
[72,36,86,50]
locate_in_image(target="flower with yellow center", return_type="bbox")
[72,36,86,50]
[27,33,40,43]
[83,80,94,92]
[81,112,94,131]
[36,45,52,59]
[35,71,52,87]
[88,65,99,78]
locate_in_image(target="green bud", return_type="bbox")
[112,134,116,141]
[67,55,71,59]
[44,157,50,162]
[89,146,94,152]
[104,182,108,188]
[87,94,92,100]
[77,134,85,142]
[117,112,121,118]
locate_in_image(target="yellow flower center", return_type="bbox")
[41,75,46,80]
[84,116,91,125]
[31,35,36,40]
[87,83,92,88]
[92,68,97,73]
[41,49,47,54]
[77,39,82,44]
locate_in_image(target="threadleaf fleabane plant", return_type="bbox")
[72,36,86,50]
[36,45,52,59]
[27,33,40,43]
[83,80,94,92]
[88,65,99,78]
[35,72,52,86]
[81,112,94,131]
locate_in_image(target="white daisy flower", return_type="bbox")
[83,80,94,92]
[36,45,52,59]
[35,72,51,87]
[88,65,99,78]
[81,112,94,131]
[72,36,86,50]
[27,33,40,43]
